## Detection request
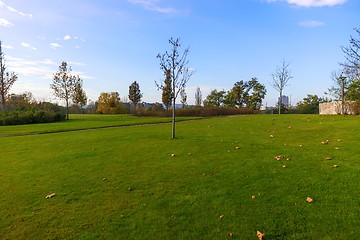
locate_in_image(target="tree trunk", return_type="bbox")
[172,97,175,139]
[1,94,6,112]
[278,90,282,115]
[66,98,69,120]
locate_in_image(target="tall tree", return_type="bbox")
[72,81,87,109]
[194,87,202,106]
[296,94,322,114]
[271,60,292,114]
[97,92,127,114]
[180,88,187,108]
[203,89,226,107]
[161,69,173,110]
[50,61,82,120]
[224,78,266,109]
[247,78,267,110]
[128,81,143,106]
[0,41,18,112]
[156,37,195,139]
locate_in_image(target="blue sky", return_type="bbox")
[1,0,359,106]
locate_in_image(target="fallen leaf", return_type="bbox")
[257,230,265,240]
[45,193,56,199]
[306,197,314,203]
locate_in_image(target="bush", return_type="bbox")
[134,106,256,117]
[0,110,66,126]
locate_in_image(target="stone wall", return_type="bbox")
[319,101,354,115]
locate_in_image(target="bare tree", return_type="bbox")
[156,37,195,139]
[341,28,360,70]
[195,87,202,106]
[271,60,292,114]
[50,61,82,120]
[0,41,18,112]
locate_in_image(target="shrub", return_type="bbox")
[134,106,256,117]
[0,110,66,126]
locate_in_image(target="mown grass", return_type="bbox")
[0,114,198,137]
[0,114,359,239]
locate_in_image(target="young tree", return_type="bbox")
[156,37,195,139]
[50,61,82,120]
[271,60,292,114]
[195,87,202,106]
[180,88,187,108]
[128,81,143,106]
[0,41,18,112]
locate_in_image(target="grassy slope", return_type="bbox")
[0,114,359,239]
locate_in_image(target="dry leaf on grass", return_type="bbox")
[45,193,56,199]
[257,230,265,239]
[306,197,314,203]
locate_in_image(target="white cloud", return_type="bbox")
[266,0,347,7]
[50,43,62,49]
[3,44,14,49]
[0,18,14,28]
[64,35,71,40]
[21,42,37,50]
[128,0,178,14]
[6,56,55,79]
[0,0,32,17]
[298,20,326,27]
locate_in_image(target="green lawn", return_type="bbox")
[0,114,359,239]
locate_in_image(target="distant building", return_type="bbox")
[278,95,289,106]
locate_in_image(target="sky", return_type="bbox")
[1,0,359,107]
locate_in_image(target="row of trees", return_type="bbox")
[202,78,267,109]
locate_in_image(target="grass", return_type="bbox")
[0,114,198,137]
[0,114,359,239]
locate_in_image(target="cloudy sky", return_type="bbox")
[1,0,359,106]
